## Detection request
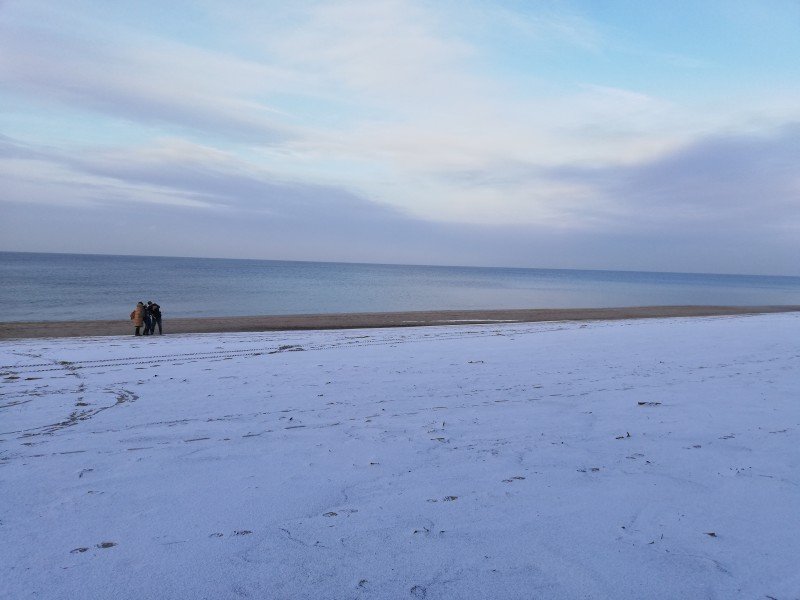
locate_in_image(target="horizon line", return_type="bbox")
[1,249,799,280]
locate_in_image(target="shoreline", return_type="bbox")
[2,305,799,340]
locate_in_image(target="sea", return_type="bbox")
[2,252,800,322]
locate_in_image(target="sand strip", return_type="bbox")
[2,305,799,340]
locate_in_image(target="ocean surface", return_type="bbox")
[2,252,800,322]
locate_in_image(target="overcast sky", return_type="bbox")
[1,0,799,274]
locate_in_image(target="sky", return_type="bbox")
[1,0,799,275]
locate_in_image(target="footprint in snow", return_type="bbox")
[324,508,357,517]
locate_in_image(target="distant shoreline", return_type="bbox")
[2,305,799,340]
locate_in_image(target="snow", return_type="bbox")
[402,319,521,323]
[1,313,799,599]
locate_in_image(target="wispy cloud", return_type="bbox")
[0,22,292,143]
[480,4,605,52]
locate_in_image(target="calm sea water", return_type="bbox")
[2,252,799,322]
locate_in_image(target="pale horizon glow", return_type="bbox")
[1,1,799,275]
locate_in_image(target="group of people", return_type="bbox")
[130,301,163,336]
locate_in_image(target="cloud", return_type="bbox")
[249,0,478,103]
[0,135,411,220]
[0,21,291,143]
[2,128,799,275]
[474,3,605,52]
[548,124,800,230]
[0,134,48,160]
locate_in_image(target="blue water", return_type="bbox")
[1,252,799,322]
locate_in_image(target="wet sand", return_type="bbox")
[2,305,799,340]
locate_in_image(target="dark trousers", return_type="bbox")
[143,315,152,335]
[134,326,141,336]
[151,317,162,334]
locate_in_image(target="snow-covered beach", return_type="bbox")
[2,313,799,599]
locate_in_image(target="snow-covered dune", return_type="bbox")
[2,314,799,599]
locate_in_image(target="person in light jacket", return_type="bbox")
[130,302,145,336]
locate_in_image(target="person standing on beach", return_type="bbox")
[130,302,145,336]
[145,301,154,335]
[141,301,153,335]
[149,301,163,335]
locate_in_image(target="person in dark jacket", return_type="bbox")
[142,300,152,335]
[148,301,163,335]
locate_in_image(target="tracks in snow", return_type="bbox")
[1,324,570,374]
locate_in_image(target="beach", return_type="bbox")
[2,304,800,339]
[2,312,799,599]
[4,0,799,596]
